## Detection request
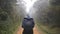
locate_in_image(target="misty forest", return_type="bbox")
[0,0,60,34]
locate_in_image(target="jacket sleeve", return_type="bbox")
[32,19,35,28]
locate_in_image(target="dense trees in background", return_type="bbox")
[33,0,60,34]
[50,0,60,5]
[0,0,23,34]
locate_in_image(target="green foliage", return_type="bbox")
[36,1,60,34]
[49,0,60,6]
[0,11,21,34]
[0,0,21,34]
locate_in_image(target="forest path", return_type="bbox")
[16,25,43,34]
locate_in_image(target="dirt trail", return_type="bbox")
[16,25,42,34]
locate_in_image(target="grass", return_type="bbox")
[36,21,60,34]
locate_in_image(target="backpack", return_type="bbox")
[22,18,35,30]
